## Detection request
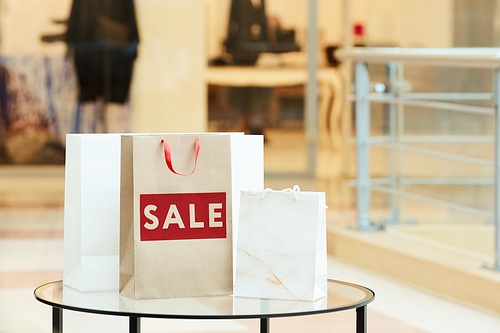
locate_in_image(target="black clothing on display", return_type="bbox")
[224,0,299,65]
[225,0,269,65]
[65,0,140,103]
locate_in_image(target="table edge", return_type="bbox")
[34,279,375,320]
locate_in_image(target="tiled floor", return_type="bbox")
[2,206,500,333]
[2,127,500,332]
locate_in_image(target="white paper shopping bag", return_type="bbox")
[235,186,327,301]
[120,133,263,299]
[63,134,121,292]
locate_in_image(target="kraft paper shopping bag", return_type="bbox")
[63,134,121,292]
[234,186,327,301]
[120,133,263,299]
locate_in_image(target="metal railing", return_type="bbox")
[337,47,500,270]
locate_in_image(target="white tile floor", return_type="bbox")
[329,258,500,333]
[2,207,500,332]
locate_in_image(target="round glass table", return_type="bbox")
[34,279,374,333]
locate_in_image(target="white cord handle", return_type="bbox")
[257,185,328,209]
[260,185,301,200]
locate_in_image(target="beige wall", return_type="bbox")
[0,0,458,135]
[0,0,461,57]
[130,0,207,133]
[0,0,70,55]
[0,0,207,133]
[366,0,454,47]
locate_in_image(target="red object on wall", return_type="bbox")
[353,23,365,37]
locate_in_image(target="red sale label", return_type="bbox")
[140,192,227,241]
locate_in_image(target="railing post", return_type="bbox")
[305,0,318,178]
[355,61,374,230]
[386,62,401,225]
[493,68,500,269]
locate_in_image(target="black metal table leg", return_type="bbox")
[356,306,367,333]
[129,316,141,333]
[53,307,62,333]
[260,317,269,333]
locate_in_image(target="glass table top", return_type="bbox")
[34,279,374,319]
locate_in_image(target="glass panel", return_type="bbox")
[206,0,334,176]
[0,0,209,164]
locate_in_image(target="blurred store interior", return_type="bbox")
[3,0,500,332]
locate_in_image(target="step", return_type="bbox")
[327,222,500,316]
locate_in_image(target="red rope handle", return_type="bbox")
[161,139,200,176]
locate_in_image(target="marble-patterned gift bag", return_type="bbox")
[234,186,327,301]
